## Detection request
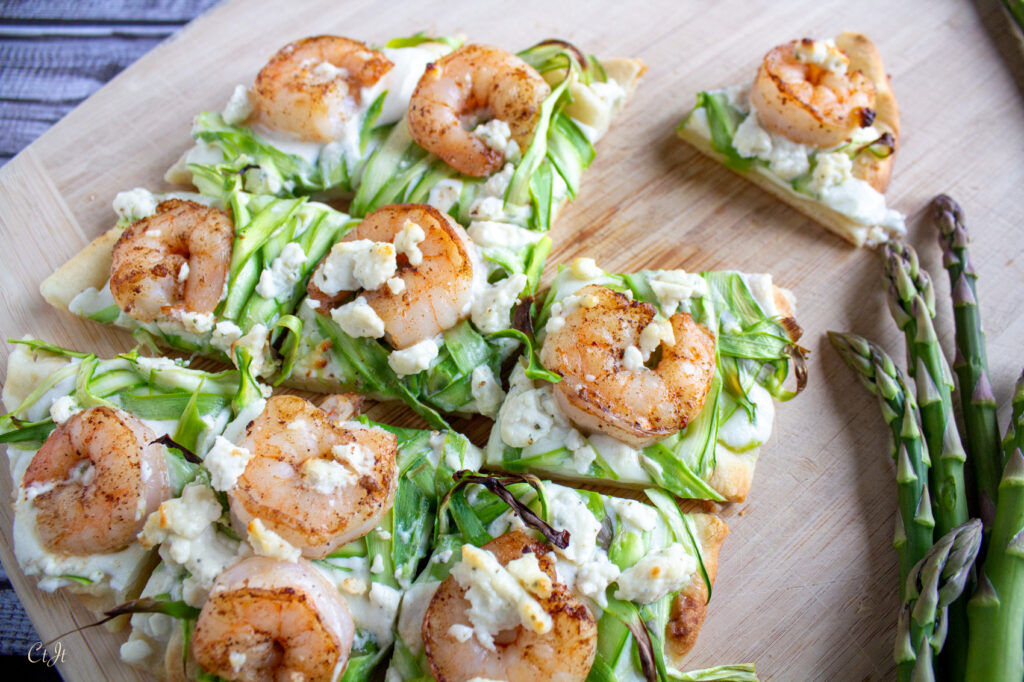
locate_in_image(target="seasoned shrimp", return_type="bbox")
[251,35,393,142]
[192,556,355,682]
[307,204,481,349]
[110,199,234,323]
[540,284,717,448]
[22,406,170,555]
[408,44,550,177]
[230,395,398,559]
[750,38,876,149]
[423,531,598,682]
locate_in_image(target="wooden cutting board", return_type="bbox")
[1,0,1022,679]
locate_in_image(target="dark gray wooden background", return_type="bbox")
[0,1,219,674]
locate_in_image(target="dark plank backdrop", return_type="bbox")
[0,2,219,673]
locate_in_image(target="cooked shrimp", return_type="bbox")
[422,531,597,682]
[21,406,170,555]
[230,395,398,559]
[110,199,233,323]
[540,284,717,448]
[307,204,481,349]
[251,35,393,143]
[192,556,355,682]
[408,44,550,177]
[750,38,876,149]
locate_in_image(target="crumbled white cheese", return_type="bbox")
[48,395,81,425]
[177,262,190,283]
[575,551,620,607]
[139,483,222,550]
[614,543,696,604]
[176,310,216,335]
[331,296,386,338]
[733,112,810,180]
[222,84,253,126]
[469,365,505,418]
[543,289,601,335]
[113,188,158,221]
[647,270,707,315]
[119,639,153,664]
[571,257,604,280]
[210,320,243,355]
[450,544,552,650]
[622,345,644,371]
[639,318,675,360]
[545,486,601,566]
[467,220,543,252]
[393,220,426,266]
[387,338,439,376]
[313,240,398,295]
[471,273,527,334]
[609,497,660,533]
[247,518,301,562]
[732,113,773,159]
[473,119,521,163]
[793,38,848,74]
[427,178,464,212]
[808,151,854,194]
[300,456,356,494]
[228,651,247,673]
[370,553,384,574]
[499,366,568,448]
[204,436,253,492]
[135,356,180,371]
[505,552,552,598]
[255,242,306,300]
[386,277,406,295]
[312,60,348,80]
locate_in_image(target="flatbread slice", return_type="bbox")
[677,32,902,247]
[485,259,805,503]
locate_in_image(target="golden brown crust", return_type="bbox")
[835,32,899,193]
[664,513,728,665]
[40,227,121,310]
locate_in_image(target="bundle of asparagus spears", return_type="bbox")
[829,196,1024,682]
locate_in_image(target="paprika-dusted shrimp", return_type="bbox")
[408,44,550,177]
[251,35,393,142]
[422,531,598,682]
[21,406,171,555]
[109,199,234,323]
[192,556,355,682]
[540,284,717,448]
[750,37,876,149]
[230,395,398,559]
[307,204,481,349]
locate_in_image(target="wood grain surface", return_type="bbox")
[1,0,1023,680]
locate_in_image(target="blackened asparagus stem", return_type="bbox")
[829,332,934,598]
[965,444,1024,682]
[933,195,1002,521]
[882,242,970,538]
[895,519,983,682]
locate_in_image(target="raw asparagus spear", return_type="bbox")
[895,519,982,682]
[1002,369,1024,462]
[829,332,934,597]
[932,195,1001,520]
[965,445,1024,682]
[883,243,969,537]
[882,242,971,677]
